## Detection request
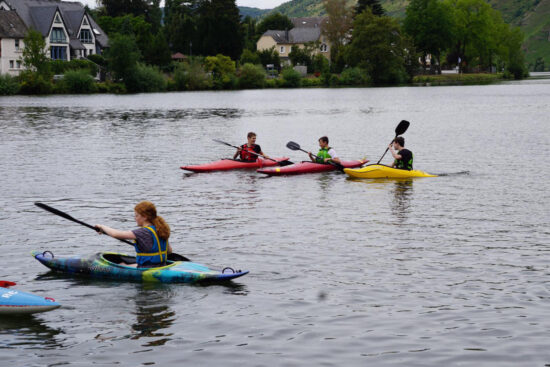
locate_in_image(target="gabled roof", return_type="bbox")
[263,27,322,45]
[291,17,327,29]
[0,10,27,38]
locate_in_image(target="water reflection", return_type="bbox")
[390,179,414,221]
[0,315,63,349]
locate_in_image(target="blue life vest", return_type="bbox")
[135,225,168,267]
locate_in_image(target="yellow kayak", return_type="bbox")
[344,164,437,179]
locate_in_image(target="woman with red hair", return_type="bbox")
[95,201,172,268]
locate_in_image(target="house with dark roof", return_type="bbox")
[256,17,331,64]
[0,10,27,75]
[0,0,108,75]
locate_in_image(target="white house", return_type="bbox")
[0,10,27,75]
[0,0,108,75]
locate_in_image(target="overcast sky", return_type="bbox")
[73,0,288,10]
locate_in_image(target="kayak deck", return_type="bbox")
[0,286,60,315]
[181,157,290,172]
[344,164,436,179]
[257,159,367,176]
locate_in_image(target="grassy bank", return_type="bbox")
[413,73,504,86]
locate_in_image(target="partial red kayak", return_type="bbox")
[181,157,290,172]
[257,159,368,176]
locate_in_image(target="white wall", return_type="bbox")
[0,38,24,76]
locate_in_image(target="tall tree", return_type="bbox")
[355,0,385,16]
[98,0,161,31]
[403,0,455,74]
[256,12,293,35]
[22,29,50,76]
[195,0,243,60]
[323,0,353,65]
[164,0,197,54]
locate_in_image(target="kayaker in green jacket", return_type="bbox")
[308,136,342,164]
[389,136,413,170]
[95,201,173,268]
[233,132,270,162]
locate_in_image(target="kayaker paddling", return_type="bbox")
[308,136,342,165]
[233,132,270,162]
[389,136,413,170]
[95,201,172,268]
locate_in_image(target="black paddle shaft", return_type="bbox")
[376,120,410,164]
[286,141,345,171]
[212,139,293,166]
[34,202,192,261]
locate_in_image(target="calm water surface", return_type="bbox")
[0,82,549,366]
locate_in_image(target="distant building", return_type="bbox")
[0,0,108,75]
[256,17,331,64]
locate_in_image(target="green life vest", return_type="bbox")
[394,149,413,170]
[316,147,332,164]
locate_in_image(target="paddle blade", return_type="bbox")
[286,141,301,151]
[0,280,16,288]
[167,253,190,262]
[395,120,410,136]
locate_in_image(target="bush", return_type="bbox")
[18,71,53,94]
[59,69,97,93]
[173,60,212,91]
[125,63,167,93]
[96,81,126,94]
[265,78,282,88]
[301,77,323,87]
[281,67,302,88]
[49,59,98,76]
[238,63,266,89]
[240,49,261,66]
[339,67,370,86]
[0,74,20,95]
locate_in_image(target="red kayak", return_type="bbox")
[257,159,368,176]
[181,157,291,172]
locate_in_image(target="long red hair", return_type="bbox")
[134,201,170,240]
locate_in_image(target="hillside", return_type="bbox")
[261,0,550,67]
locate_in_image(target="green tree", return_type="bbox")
[355,0,385,16]
[174,58,212,90]
[22,29,51,77]
[256,12,293,35]
[204,54,236,88]
[403,0,455,74]
[258,46,281,70]
[196,0,243,60]
[98,0,162,31]
[323,0,353,64]
[105,33,141,84]
[238,63,266,89]
[345,9,410,84]
[164,0,196,54]
[242,16,258,51]
[240,49,261,65]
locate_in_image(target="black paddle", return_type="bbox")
[376,120,410,164]
[34,202,190,262]
[212,139,294,166]
[286,141,345,171]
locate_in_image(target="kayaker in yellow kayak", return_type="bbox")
[95,201,172,268]
[389,136,413,170]
[233,132,270,162]
[308,136,342,165]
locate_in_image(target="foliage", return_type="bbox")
[345,10,410,84]
[22,29,51,77]
[238,63,267,89]
[256,12,294,35]
[125,63,167,93]
[105,33,141,83]
[404,0,455,73]
[288,45,314,72]
[258,46,281,70]
[58,69,97,94]
[164,0,196,55]
[96,81,127,94]
[240,49,261,66]
[204,54,236,88]
[97,0,162,31]
[195,0,243,60]
[532,57,545,72]
[322,0,353,63]
[142,32,172,68]
[0,74,20,95]
[301,77,323,87]
[173,58,213,90]
[281,67,302,87]
[413,72,502,85]
[242,16,258,51]
[18,71,53,95]
[355,0,385,16]
[312,54,330,74]
[338,67,371,85]
[49,59,99,76]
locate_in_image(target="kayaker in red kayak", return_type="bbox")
[95,201,173,268]
[389,136,413,170]
[233,132,270,162]
[308,136,342,165]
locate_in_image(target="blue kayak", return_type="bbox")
[0,282,60,315]
[31,250,249,283]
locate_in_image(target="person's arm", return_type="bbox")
[167,242,173,254]
[325,149,341,164]
[389,144,402,160]
[95,224,136,242]
[308,152,316,162]
[233,147,241,160]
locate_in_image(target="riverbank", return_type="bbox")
[412,73,504,86]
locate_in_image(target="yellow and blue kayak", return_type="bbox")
[344,164,437,179]
[31,250,248,283]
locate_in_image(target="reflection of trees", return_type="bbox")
[0,314,64,349]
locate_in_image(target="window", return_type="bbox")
[54,14,62,24]
[16,60,21,68]
[15,39,20,50]
[79,29,93,43]
[9,60,14,68]
[320,44,328,52]
[50,28,67,43]
[50,46,67,60]
[280,46,285,54]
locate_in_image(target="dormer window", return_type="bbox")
[50,27,67,43]
[82,17,89,26]
[54,14,62,24]
[80,29,92,43]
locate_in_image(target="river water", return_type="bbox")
[0,81,549,366]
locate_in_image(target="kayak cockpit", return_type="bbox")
[100,253,176,269]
